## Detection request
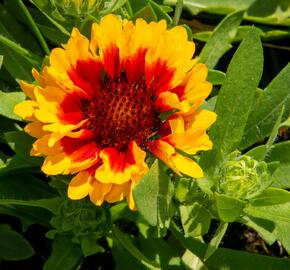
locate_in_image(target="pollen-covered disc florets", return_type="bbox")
[14,14,216,210]
[81,75,160,150]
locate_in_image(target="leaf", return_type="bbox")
[0,91,25,120]
[0,204,52,230]
[249,187,290,206]
[240,63,290,149]
[246,0,290,26]
[214,193,246,222]
[271,163,290,189]
[240,215,276,244]
[112,226,160,270]
[133,3,157,22]
[245,106,284,161]
[200,28,263,171]
[199,10,244,68]
[44,235,83,270]
[170,224,290,270]
[14,0,49,55]
[80,235,104,257]
[0,55,3,69]
[266,141,290,163]
[4,131,42,166]
[164,0,255,16]
[244,188,290,253]
[100,0,128,16]
[207,69,225,85]
[204,221,228,261]
[0,34,42,66]
[136,237,184,270]
[133,160,174,227]
[108,236,146,270]
[149,0,172,24]
[30,0,70,36]
[0,224,34,261]
[180,202,211,237]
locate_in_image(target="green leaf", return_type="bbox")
[108,236,146,270]
[30,0,70,36]
[149,0,172,24]
[245,106,284,161]
[0,172,60,213]
[244,188,290,253]
[0,55,3,69]
[4,131,42,166]
[165,0,255,15]
[271,163,290,189]
[14,0,50,54]
[199,10,244,68]
[246,0,290,26]
[112,226,160,270]
[0,91,25,120]
[80,235,104,257]
[0,205,52,230]
[137,237,184,270]
[207,69,225,85]
[44,235,83,270]
[240,63,290,149]
[266,141,290,163]
[180,202,211,237]
[133,160,174,227]
[170,224,290,270]
[100,0,128,16]
[200,28,263,171]
[133,3,157,22]
[204,221,228,261]
[0,224,34,261]
[214,193,246,222]
[249,187,290,206]
[0,34,42,66]
[245,145,268,161]
[240,215,276,244]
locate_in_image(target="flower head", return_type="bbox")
[14,14,216,209]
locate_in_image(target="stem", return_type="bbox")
[16,0,50,55]
[172,0,184,26]
[204,221,228,261]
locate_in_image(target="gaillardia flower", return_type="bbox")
[14,14,216,210]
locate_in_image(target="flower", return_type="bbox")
[14,14,216,210]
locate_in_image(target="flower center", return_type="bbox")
[82,75,161,151]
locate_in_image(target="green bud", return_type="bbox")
[49,199,110,240]
[217,151,270,200]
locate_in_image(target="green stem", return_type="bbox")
[204,221,228,261]
[16,0,50,55]
[172,0,184,26]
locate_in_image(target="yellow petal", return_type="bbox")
[68,171,91,200]
[170,153,204,178]
[14,100,38,120]
[41,153,72,175]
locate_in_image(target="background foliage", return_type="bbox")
[0,0,289,269]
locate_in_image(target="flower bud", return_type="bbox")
[217,151,270,200]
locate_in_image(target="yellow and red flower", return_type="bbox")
[14,14,216,210]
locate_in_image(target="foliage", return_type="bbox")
[0,0,290,269]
